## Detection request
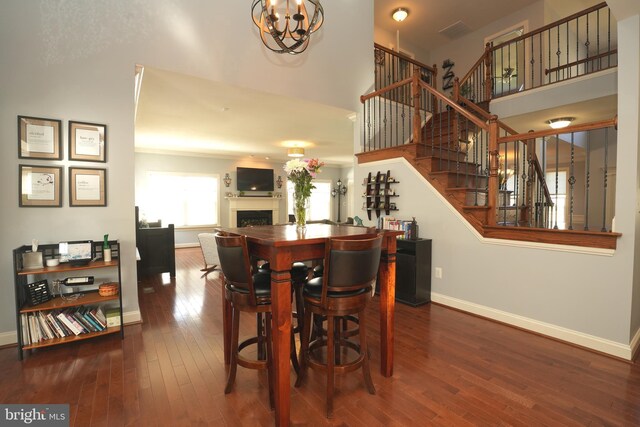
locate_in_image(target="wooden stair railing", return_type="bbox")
[452,84,555,227]
[458,2,616,103]
[359,71,621,249]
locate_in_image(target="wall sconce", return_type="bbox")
[331,179,348,222]
[276,175,283,189]
[223,173,231,187]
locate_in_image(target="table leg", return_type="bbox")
[222,286,232,365]
[271,269,292,427]
[378,247,396,377]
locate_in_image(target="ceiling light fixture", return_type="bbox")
[392,8,409,22]
[252,0,324,55]
[546,117,575,129]
[287,147,305,157]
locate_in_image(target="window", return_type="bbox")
[546,170,567,229]
[287,180,332,221]
[142,172,219,227]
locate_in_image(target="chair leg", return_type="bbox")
[295,304,313,388]
[257,313,266,361]
[326,315,335,418]
[265,312,275,410]
[358,309,375,395]
[225,307,240,394]
[290,328,300,376]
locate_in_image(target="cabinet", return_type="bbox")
[363,170,399,220]
[13,240,124,360]
[394,239,432,306]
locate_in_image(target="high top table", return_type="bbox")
[217,224,401,426]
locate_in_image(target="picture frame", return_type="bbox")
[19,165,63,207]
[69,167,107,207]
[68,121,107,162]
[18,116,62,160]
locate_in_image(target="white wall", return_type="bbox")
[0,0,373,343]
[430,2,545,96]
[356,157,635,357]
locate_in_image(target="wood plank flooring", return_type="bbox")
[1,247,639,426]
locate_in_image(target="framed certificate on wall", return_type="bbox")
[18,116,62,160]
[69,121,107,162]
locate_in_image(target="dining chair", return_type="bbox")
[295,233,383,417]
[215,232,275,408]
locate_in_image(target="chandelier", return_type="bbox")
[251,0,324,55]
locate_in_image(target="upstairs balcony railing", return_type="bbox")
[459,2,617,103]
[374,43,437,103]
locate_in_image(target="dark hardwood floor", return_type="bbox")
[2,247,639,426]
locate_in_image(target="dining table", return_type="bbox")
[217,223,401,427]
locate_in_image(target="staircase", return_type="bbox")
[358,71,620,250]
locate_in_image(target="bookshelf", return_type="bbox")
[13,240,124,360]
[363,169,399,220]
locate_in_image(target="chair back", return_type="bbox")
[198,233,219,266]
[320,234,383,307]
[215,232,257,304]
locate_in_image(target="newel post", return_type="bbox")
[487,116,499,227]
[412,66,422,145]
[453,77,460,103]
[484,42,492,102]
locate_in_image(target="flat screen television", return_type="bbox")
[237,167,274,191]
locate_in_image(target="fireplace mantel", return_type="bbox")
[226,197,282,227]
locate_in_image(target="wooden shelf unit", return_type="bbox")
[363,170,400,220]
[13,240,124,360]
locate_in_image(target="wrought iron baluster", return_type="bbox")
[585,11,591,74]
[554,134,559,229]
[556,26,561,83]
[602,127,609,232]
[584,131,591,230]
[383,91,387,149]
[566,21,569,79]
[514,140,519,226]
[597,8,601,71]
[569,132,575,230]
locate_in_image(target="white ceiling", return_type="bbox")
[135,1,616,164]
[374,0,540,51]
[135,67,356,165]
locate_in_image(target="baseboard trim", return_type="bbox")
[0,309,143,347]
[630,325,640,361]
[0,330,16,347]
[431,292,634,360]
[175,243,199,249]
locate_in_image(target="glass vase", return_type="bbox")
[294,193,308,231]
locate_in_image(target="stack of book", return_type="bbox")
[377,216,415,239]
[20,306,108,345]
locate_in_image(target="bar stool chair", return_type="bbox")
[295,234,383,417]
[215,232,275,408]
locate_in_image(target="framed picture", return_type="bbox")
[19,165,63,207]
[69,121,106,162]
[18,116,62,160]
[69,167,107,207]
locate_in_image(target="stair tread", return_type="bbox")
[447,187,487,192]
[430,170,486,177]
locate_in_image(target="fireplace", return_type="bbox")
[227,196,281,227]
[237,210,273,227]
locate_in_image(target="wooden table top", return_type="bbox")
[218,224,380,247]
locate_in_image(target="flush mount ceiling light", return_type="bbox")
[546,117,575,129]
[287,147,305,157]
[252,0,324,55]
[392,8,409,22]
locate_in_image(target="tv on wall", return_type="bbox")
[236,167,274,191]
